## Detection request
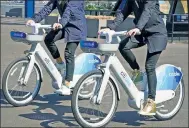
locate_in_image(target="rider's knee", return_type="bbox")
[145,63,155,73]
[44,34,53,45]
[119,46,131,54]
[44,36,50,44]
[65,48,74,60]
[118,45,123,53]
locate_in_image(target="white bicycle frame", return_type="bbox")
[94,30,175,109]
[22,23,63,89]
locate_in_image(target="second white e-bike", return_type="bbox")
[71,30,185,127]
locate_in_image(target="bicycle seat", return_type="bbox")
[80,40,119,54]
[10,31,44,44]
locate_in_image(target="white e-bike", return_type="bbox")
[71,30,185,127]
[2,23,101,107]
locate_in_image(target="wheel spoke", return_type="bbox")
[9,84,18,95]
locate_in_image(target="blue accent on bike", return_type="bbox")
[10,31,26,39]
[74,53,101,75]
[156,64,183,90]
[80,40,98,48]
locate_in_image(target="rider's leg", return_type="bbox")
[119,36,145,83]
[119,36,145,70]
[44,29,64,64]
[54,41,79,95]
[139,51,162,115]
[64,42,79,87]
[55,41,79,95]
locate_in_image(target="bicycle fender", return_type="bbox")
[110,75,121,101]
[155,64,183,91]
[34,60,43,82]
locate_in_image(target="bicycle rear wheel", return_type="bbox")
[155,78,185,120]
[71,70,118,127]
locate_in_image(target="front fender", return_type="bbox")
[34,60,43,82]
[110,75,121,101]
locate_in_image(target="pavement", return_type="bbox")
[0,22,188,127]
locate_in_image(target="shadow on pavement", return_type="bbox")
[1,88,159,127]
[0,89,78,127]
[18,93,78,127]
[112,110,158,127]
[0,89,14,108]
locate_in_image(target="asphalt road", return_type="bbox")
[0,23,188,127]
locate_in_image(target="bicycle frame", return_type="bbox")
[96,54,139,102]
[96,54,176,109]
[23,42,62,89]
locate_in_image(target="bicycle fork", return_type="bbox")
[22,51,36,85]
[94,55,113,104]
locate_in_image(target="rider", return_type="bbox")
[26,0,87,95]
[100,0,168,115]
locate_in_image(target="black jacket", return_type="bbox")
[108,0,168,53]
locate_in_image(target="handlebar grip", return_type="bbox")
[27,23,52,34]
[113,31,127,35]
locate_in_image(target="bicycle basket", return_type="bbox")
[10,31,29,44]
[10,31,44,44]
[80,40,99,53]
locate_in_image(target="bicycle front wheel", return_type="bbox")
[2,57,41,107]
[71,70,118,127]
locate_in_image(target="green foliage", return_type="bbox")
[85,1,115,10]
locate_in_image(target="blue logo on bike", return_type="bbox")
[10,31,26,38]
[80,40,98,48]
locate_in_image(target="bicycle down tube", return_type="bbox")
[26,43,63,89]
[97,55,139,103]
[110,55,139,99]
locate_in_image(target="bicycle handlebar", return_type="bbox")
[26,23,53,34]
[98,30,127,43]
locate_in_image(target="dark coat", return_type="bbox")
[32,0,87,42]
[108,0,168,53]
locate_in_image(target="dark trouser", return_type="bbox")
[44,29,79,82]
[119,36,161,100]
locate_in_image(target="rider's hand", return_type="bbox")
[53,23,63,30]
[26,20,35,26]
[98,28,110,34]
[126,28,141,36]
